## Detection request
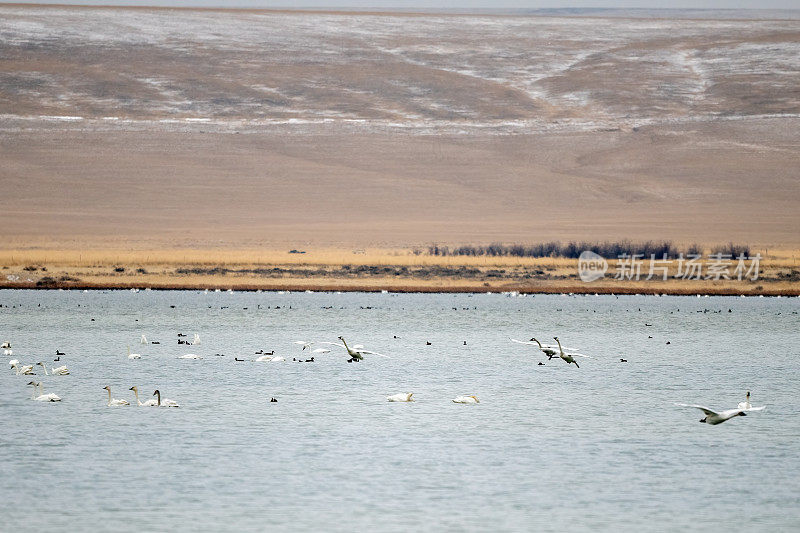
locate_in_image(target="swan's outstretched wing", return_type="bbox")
[566,352,592,358]
[675,403,718,416]
[746,405,766,411]
[318,342,345,348]
[510,338,538,346]
[359,350,390,358]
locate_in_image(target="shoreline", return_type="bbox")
[1,282,799,296]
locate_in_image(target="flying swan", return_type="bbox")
[553,337,591,368]
[320,337,388,362]
[675,403,748,425]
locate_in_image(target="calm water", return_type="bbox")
[2,290,799,532]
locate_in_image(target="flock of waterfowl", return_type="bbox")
[4,325,766,422]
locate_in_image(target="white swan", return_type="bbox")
[1,341,10,349]
[140,334,148,344]
[127,346,141,360]
[254,355,273,362]
[191,333,201,345]
[153,389,180,407]
[28,381,61,402]
[129,386,158,406]
[177,353,201,359]
[36,362,69,375]
[387,393,414,402]
[3,348,12,356]
[10,361,34,375]
[452,395,480,404]
[294,340,314,350]
[675,403,748,425]
[553,337,590,368]
[103,386,130,406]
[311,348,330,354]
[320,337,388,361]
[737,391,766,412]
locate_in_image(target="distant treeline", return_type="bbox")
[425,241,751,259]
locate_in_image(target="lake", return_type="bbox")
[2,290,798,532]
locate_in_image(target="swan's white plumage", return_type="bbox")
[452,395,480,404]
[387,393,414,402]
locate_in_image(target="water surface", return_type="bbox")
[1,290,798,531]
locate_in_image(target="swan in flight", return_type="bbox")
[129,386,158,406]
[10,361,35,375]
[127,346,141,360]
[737,391,766,412]
[177,353,201,359]
[553,337,590,368]
[103,386,130,406]
[452,395,480,404]
[153,389,180,407]
[510,338,558,359]
[321,337,388,362]
[294,341,314,350]
[387,393,414,402]
[36,362,69,376]
[28,381,61,402]
[675,403,748,425]
[140,334,148,344]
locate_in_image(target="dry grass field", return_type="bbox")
[1,247,798,294]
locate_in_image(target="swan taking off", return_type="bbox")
[553,337,590,368]
[127,346,141,360]
[36,362,69,376]
[737,391,766,412]
[321,337,388,362]
[675,403,748,425]
[153,390,180,407]
[510,338,567,359]
[103,386,130,406]
[387,393,414,402]
[452,395,480,404]
[28,381,61,402]
[129,386,158,406]
[177,353,201,359]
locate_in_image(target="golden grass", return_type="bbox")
[1,247,798,295]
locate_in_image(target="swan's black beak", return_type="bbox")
[740,412,747,416]
[699,418,706,423]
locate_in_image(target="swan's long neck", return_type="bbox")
[155,391,161,406]
[31,384,37,400]
[340,338,354,355]
[555,338,564,355]
[133,389,142,406]
[745,392,751,409]
[533,339,543,349]
[106,388,112,405]
[42,365,49,376]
